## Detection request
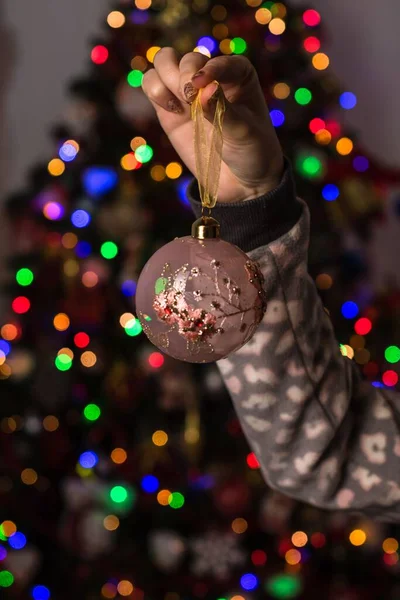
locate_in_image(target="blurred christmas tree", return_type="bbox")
[1,1,399,599]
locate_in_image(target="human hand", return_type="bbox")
[142,48,284,203]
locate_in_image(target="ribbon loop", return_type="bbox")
[191,82,226,210]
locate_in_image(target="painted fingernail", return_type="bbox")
[208,83,221,106]
[167,98,183,114]
[192,70,205,81]
[183,82,198,103]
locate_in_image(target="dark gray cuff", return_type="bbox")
[186,159,302,253]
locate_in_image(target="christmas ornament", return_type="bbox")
[136,85,267,362]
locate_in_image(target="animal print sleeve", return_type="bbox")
[218,202,400,522]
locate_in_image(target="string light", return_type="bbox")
[125,319,142,336]
[1,324,18,340]
[55,354,72,371]
[81,351,97,368]
[141,475,159,493]
[0,571,14,588]
[135,0,152,9]
[383,538,399,554]
[43,201,64,220]
[79,451,98,469]
[59,141,79,162]
[285,549,301,565]
[198,36,217,53]
[53,313,70,331]
[32,585,51,600]
[148,352,164,368]
[82,271,98,288]
[16,268,34,286]
[157,489,171,506]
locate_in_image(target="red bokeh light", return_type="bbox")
[354,318,372,336]
[383,552,399,566]
[303,36,321,53]
[251,549,267,566]
[363,361,379,379]
[325,119,342,138]
[309,118,325,134]
[310,532,326,548]
[278,539,293,556]
[12,296,31,314]
[91,45,109,65]
[246,452,260,469]
[303,9,321,27]
[74,332,90,348]
[382,370,399,387]
[148,352,164,368]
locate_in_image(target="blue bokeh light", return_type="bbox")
[353,155,369,172]
[130,9,150,24]
[176,176,192,208]
[71,209,91,228]
[270,109,285,127]
[59,143,79,162]
[9,532,27,550]
[0,546,7,561]
[32,585,51,600]
[82,167,118,198]
[141,475,159,493]
[79,451,98,469]
[0,340,11,356]
[339,92,357,110]
[322,183,340,201]
[75,241,92,259]
[341,301,359,319]
[197,36,216,53]
[121,280,137,297]
[240,573,258,591]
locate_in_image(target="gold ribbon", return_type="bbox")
[191,82,226,210]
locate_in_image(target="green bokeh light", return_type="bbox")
[83,403,101,421]
[296,155,322,179]
[385,345,400,364]
[55,354,73,371]
[101,241,118,259]
[168,492,185,509]
[16,268,34,286]
[135,144,154,163]
[294,87,312,105]
[125,319,142,337]
[230,37,247,54]
[127,69,144,87]
[265,574,302,599]
[0,571,14,588]
[110,485,128,503]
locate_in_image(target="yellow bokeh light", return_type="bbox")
[62,232,78,249]
[211,5,227,20]
[120,153,139,171]
[212,24,229,40]
[146,46,161,63]
[43,415,59,432]
[81,351,97,368]
[65,139,79,152]
[355,348,370,365]
[1,323,18,341]
[111,448,127,464]
[150,165,166,182]
[64,259,79,277]
[336,137,354,156]
[157,489,171,506]
[103,515,120,531]
[107,11,125,28]
[152,430,168,446]
[82,271,98,288]
[120,313,135,328]
[166,162,183,179]
[53,313,70,331]
[232,518,248,534]
[350,334,365,350]
[0,353,5,367]
[383,538,399,554]
[312,52,330,70]
[316,273,333,290]
[315,129,332,145]
[194,45,211,58]
[349,529,367,546]
[57,348,74,359]
[101,583,117,599]
[231,597,245,600]
[0,364,12,379]
[135,0,152,9]
[1,520,17,537]
[130,55,148,71]
[117,581,133,596]
[48,158,65,177]
[273,82,290,99]
[255,8,272,24]
[292,531,308,547]
[273,2,287,17]
[21,468,38,485]
[220,39,233,55]
[285,548,302,565]
[269,18,286,35]
[340,344,354,359]
[130,136,146,151]
[246,0,262,6]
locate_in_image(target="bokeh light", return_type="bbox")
[241,573,258,591]
[312,52,329,70]
[0,571,14,588]
[9,532,27,550]
[336,137,354,155]
[152,430,168,446]
[349,529,366,546]
[269,18,286,35]
[79,451,98,469]
[273,82,290,99]
[322,184,339,201]
[103,515,120,531]
[91,45,108,64]
[21,468,38,485]
[232,518,248,534]
[385,346,400,363]
[107,11,125,28]
[110,485,128,503]
[340,92,357,109]
[168,492,185,509]
[81,351,97,368]
[83,403,101,421]
[270,109,285,127]
[309,118,325,134]
[303,36,320,52]
[101,241,118,259]
[53,313,70,331]
[71,210,91,228]
[43,202,64,220]
[354,318,372,335]
[165,162,183,179]
[48,158,65,177]
[16,268,34,286]
[12,297,30,314]
[246,452,260,469]
[146,46,161,62]
[303,9,321,26]
[382,370,398,387]
[255,8,272,24]
[127,70,144,87]
[251,549,267,565]
[148,352,164,368]
[111,448,127,464]
[141,475,159,493]
[292,531,308,547]
[117,581,134,596]
[353,155,369,172]
[383,538,399,554]
[341,301,359,319]
[32,585,51,600]
[294,87,312,105]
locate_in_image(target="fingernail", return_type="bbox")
[167,98,183,114]
[183,82,198,103]
[208,82,221,106]
[192,70,205,81]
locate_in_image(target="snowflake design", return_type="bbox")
[190,532,245,580]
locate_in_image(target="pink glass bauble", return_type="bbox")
[136,236,267,363]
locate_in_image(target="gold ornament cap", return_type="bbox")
[191,216,221,240]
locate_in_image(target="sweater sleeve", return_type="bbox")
[187,162,400,522]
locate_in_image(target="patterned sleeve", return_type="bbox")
[218,201,400,522]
